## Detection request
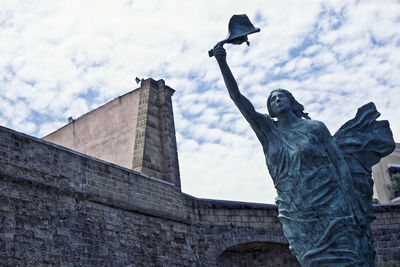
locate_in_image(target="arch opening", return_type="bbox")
[217,242,300,267]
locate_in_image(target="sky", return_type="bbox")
[1,0,400,204]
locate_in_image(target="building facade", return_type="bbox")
[373,143,400,203]
[43,78,180,188]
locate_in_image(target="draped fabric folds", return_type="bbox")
[334,102,395,173]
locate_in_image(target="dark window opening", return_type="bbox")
[389,166,400,198]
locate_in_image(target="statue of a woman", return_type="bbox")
[213,45,395,266]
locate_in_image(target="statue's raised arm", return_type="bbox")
[213,45,268,132]
[209,14,267,133]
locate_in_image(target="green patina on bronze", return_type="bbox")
[212,14,395,266]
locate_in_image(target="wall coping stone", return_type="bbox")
[184,194,278,210]
[373,203,400,213]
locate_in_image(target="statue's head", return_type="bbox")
[267,89,310,119]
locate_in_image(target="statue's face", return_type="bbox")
[269,91,291,115]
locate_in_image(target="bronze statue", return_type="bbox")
[211,14,395,266]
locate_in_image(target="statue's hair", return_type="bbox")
[267,89,311,119]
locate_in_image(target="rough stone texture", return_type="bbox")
[43,78,181,188]
[1,125,399,266]
[132,79,180,187]
[372,205,400,264]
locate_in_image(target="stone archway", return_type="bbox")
[216,242,300,267]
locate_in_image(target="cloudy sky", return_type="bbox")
[1,0,400,204]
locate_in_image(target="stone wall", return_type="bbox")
[1,125,399,266]
[372,205,400,264]
[131,79,180,187]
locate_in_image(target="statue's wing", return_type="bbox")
[333,102,395,174]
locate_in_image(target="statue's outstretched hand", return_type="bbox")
[213,45,226,62]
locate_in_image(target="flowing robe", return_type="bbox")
[242,101,394,266]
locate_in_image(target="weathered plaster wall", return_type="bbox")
[43,89,140,170]
[1,126,399,266]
